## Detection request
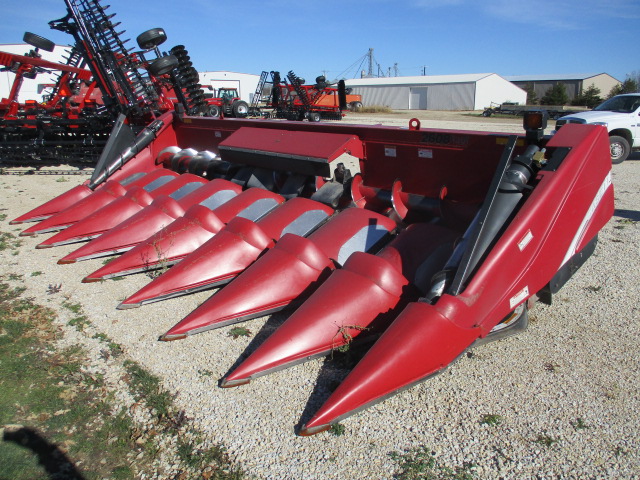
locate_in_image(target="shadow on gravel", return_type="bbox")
[2,426,85,480]
[294,342,373,434]
[219,311,291,379]
[614,209,640,221]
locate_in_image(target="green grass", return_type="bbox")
[0,231,22,252]
[571,418,590,430]
[389,446,475,480]
[0,280,140,479]
[0,276,245,479]
[480,414,502,426]
[534,434,558,447]
[354,105,393,114]
[227,326,252,339]
[124,360,174,420]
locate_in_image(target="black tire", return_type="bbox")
[308,111,321,122]
[148,55,178,76]
[232,100,249,118]
[609,135,630,164]
[136,28,167,50]
[482,109,493,117]
[23,32,55,52]
[206,105,220,117]
[351,101,363,112]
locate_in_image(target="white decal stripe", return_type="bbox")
[561,172,612,266]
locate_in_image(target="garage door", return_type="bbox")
[409,87,428,109]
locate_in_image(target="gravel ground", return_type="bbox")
[1,113,638,479]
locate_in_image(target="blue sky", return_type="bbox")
[1,0,638,87]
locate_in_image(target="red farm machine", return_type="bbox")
[249,71,362,121]
[0,0,212,168]
[202,87,250,118]
[12,97,614,437]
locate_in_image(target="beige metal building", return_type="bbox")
[344,73,526,111]
[505,73,621,101]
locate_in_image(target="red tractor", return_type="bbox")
[202,87,249,118]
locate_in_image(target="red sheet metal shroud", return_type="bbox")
[220,223,459,387]
[119,197,334,308]
[83,188,285,282]
[36,173,208,248]
[12,184,94,226]
[58,179,243,264]
[299,124,617,435]
[19,169,179,236]
[160,208,398,341]
[299,300,480,435]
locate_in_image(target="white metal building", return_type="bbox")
[198,71,261,104]
[344,73,526,111]
[0,43,71,102]
[504,73,621,101]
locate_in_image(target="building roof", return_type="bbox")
[504,73,615,82]
[344,73,496,86]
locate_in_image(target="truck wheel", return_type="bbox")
[136,28,167,50]
[23,32,55,52]
[232,101,249,118]
[148,55,178,76]
[609,135,630,164]
[308,111,321,122]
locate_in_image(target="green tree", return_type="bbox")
[523,83,538,105]
[571,84,602,108]
[541,83,569,105]
[607,77,640,98]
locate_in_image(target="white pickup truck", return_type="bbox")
[555,93,640,163]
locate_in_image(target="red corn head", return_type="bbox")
[221,223,458,386]
[36,173,207,248]
[58,179,242,263]
[19,169,179,236]
[83,188,285,282]
[160,208,398,341]
[118,197,334,308]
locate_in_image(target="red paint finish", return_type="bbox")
[221,223,458,386]
[301,125,615,433]
[36,174,207,248]
[83,188,285,281]
[120,197,334,308]
[161,208,397,340]
[19,169,179,236]
[58,179,243,263]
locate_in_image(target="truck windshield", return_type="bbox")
[593,95,640,113]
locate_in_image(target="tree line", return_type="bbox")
[523,71,639,108]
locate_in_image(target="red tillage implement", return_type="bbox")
[18,111,614,435]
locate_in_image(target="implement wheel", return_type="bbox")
[308,111,321,122]
[23,32,55,52]
[137,28,167,50]
[148,55,178,76]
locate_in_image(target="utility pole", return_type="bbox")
[422,65,428,76]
